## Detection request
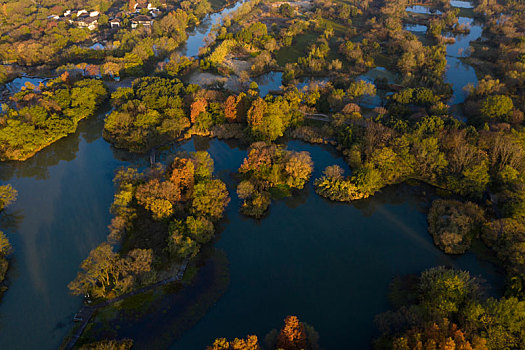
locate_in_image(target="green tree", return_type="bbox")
[191,180,230,220]
[462,297,525,350]
[419,266,480,317]
[0,185,17,211]
[480,95,514,121]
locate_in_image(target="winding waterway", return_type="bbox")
[177,1,245,58]
[0,1,502,349]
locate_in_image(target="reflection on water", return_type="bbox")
[0,110,504,350]
[166,139,503,350]
[446,57,478,105]
[0,113,128,349]
[254,71,283,96]
[4,76,49,94]
[446,17,482,58]
[401,0,481,106]
[357,67,397,108]
[254,71,330,97]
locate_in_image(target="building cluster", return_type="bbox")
[47,0,161,32]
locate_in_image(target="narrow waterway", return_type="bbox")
[445,16,483,104]
[177,1,245,58]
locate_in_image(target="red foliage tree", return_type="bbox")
[190,98,208,124]
[169,157,195,201]
[247,97,266,128]
[276,316,308,350]
[224,95,238,122]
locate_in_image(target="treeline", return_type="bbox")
[208,315,319,350]
[69,152,230,299]
[313,85,524,200]
[0,74,107,160]
[103,77,196,152]
[79,338,133,350]
[103,76,311,153]
[0,184,17,300]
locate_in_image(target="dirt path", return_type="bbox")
[62,259,189,350]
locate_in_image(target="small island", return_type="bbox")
[237,142,313,218]
[0,75,107,161]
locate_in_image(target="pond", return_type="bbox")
[1,75,51,112]
[404,23,428,33]
[253,71,329,97]
[69,137,504,349]
[165,139,504,350]
[356,67,397,108]
[450,0,474,8]
[406,5,442,15]
[0,114,504,350]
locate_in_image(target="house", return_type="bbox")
[131,15,153,29]
[109,18,121,28]
[77,16,98,31]
[77,9,88,17]
[64,10,71,16]
[89,11,99,17]
[135,4,147,13]
[149,8,160,17]
[47,15,60,20]
[89,43,105,50]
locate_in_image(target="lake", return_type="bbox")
[0,0,502,349]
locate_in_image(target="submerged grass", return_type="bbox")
[269,184,292,199]
[76,249,230,348]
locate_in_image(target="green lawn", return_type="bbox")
[275,33,318,66]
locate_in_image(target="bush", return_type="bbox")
[427,199,485,254]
